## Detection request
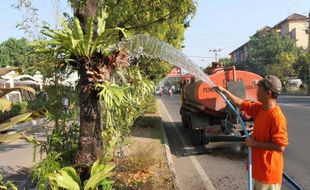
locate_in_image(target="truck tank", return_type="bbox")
[181,62,262,118]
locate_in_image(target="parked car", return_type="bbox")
[287,78,302,88]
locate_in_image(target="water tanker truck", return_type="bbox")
[180,62,263,145]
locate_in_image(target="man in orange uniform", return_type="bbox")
[216,75,288,190]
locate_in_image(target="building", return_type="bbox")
[229,13,309,64]
[229,41,249,64]
[273,13,309,50]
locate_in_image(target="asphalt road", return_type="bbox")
[278,96,310,189]
[158,94,310,190]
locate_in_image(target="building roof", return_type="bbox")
[273,13,308,28]
[229,41,249,55]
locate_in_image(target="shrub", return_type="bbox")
[0,174,17,190]
[142,94,157,114]
[11,101,29,115]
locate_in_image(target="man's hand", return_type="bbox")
[213,85,226,92]
[213,85,243,107]
[245,137,256,147]
[245,137,287,152]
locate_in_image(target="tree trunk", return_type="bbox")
[74,0,99,34]
[74,66,103,179]
[73,0,101,179]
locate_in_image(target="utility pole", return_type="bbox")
[209,49,221,62]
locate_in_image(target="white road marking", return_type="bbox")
[158,99,216,190]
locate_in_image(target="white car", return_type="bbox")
[287,79,302,88]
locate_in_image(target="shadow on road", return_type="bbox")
[0,143,29,152]
[163,120,248,161]
[0,166,35,189]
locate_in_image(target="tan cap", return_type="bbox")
[259,75,282,94]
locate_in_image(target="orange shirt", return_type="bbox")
[240,101,288,184]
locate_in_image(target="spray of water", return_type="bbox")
[120,34,215,86]
[120,34,253,190]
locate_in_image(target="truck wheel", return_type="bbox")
[181,116,189,128]
[191,129,202,146]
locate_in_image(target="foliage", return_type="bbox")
[95,67,155,167]
[97,68,154,137]
[12,0,41,40]
[29,110,80,189]
[43,84,78,125]
[246,30,300,76]
[21,0,196,187]
[142,94,157,114]
[103,0,195,48]
[266,52,297,81]
[48,160,114,190]
[0,67,41,143]
[294,52,310,82]
[139,59,172,83]
[219,57,236,68]
[47,118,80,165]
[10,101,28,115]
[0,174,17,190]
[0,38,41,74]
[102,0,196,82]
[31,152,62,190]
[41,10,125,59]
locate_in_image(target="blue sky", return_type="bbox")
[0,0,71,41]
[183,0,309,67]
[0,0,309,67]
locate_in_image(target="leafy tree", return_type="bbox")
[101,0,196,82]
[138,58,172,83]
[0,38,40,74]
[219,57,236,68]
[66,0,196,170]
[246,30,299,76]
[294,52,310,82]
[266,52,297,81]
[15,0,196,82]
[103,0,195,48]
[14,0,197,183]
[12,0,40,40]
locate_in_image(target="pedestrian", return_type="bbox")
[168,88,173,97]
[160,86,163,97]
[215,75,288,190]
[62,97,69,113]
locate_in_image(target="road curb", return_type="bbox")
[160,119,181,190]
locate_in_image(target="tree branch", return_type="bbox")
[124,8,179,30]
